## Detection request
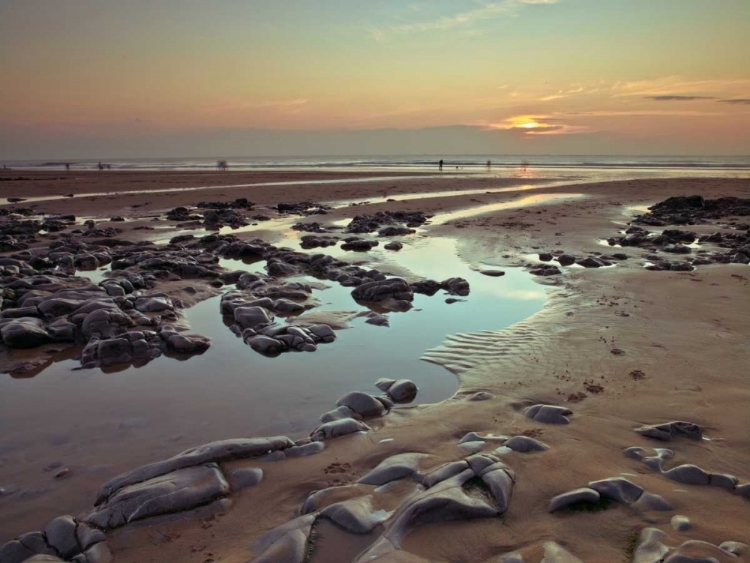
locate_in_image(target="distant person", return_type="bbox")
[487,160,491,170]
[106,164,111,170]
[65,163,70,171]
[439,159,444,171]
[97,162,104,171]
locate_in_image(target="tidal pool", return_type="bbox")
[0,231,546,542]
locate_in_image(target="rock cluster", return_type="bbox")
[345,210,428,234]
[634,195,750,226]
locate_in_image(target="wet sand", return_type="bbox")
[1,171,749,562]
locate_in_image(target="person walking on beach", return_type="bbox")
[487,160,491,170]
[65,163,70,171]
[97,162,104,171]
[439,159,444,171]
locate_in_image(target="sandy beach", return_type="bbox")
[1,170,749,563]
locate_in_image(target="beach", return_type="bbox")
[0,169,749,563]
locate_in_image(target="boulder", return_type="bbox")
[337,391,387,417]
[386,379,418,403]
[358,453,431,486]
[234,306,273,329]
[310,418,371,441]
[0,317,51,348]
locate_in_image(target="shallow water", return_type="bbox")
[0,224,545,541]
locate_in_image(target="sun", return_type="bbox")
[518,121,541,129]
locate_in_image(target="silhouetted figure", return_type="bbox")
[217,160,229,171]
[487,160,491,169]
[106,164,111,170]
[65,163,70,171]
[439,159,443,171]
[97,162,104,171]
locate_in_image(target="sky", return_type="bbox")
[1,0,749,158]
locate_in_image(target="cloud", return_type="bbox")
[372,0,560,39]
[718,98,750,105]
[644,95,717,101]
[476,115,594,135]
[614,76,750,99]
[203,99,308,113]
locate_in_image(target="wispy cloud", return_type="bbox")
[718,98,750,105]
[371,0,560,41]
[203,99,308,113]
[644,95,716,101]
[476,114,594,135]
[614,76,750,98]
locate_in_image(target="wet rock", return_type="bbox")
[97,338,132,366]
[228,467,263,491]
[458,441,486,455]
[384,241,403,251]
[134,294,172,313]
[557,254,576,266]
[286,441,325,458]
[662,464,711,486]
[352,278,413,302]
[249,514,315,563]
[505,436,549,453]
[0,317,51,348]
[523,404,572,425]
[359,453,431,486]
[549,487,601,512]
[341,239,379,252]
[245,335,286,355]
[633,491,674,512]
[577,256,609,268]
[480,269,505,277]
[44,515,79,559]
[234,306,273,329]
[541,542,584,563]
[588,477,644,504]
[274,298,305,314]
[320,496,390,534]
[633,528,670,563]
[337,392,387,417]
[530,265,562,276]
[165,333,210,355]
[440,277,470,296]
[386,379,418,403]
[320,405,358,423]
[96,436,293,503]
[672,515,691,531]
[634,421,703,441]
[310,418,371,441]
[86,463,230,529]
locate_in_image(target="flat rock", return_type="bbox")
[320,496,390,534]
[588,477,644,504]
[505,436,549,453]
[541,542,584,563]
[359,453,431,486]
[86,463,230,529]
[96,436,292,503]
[635,421,703,441]
[549,487,601,512]
[524,404,572,424]
[310,418,370,441]
[228,467,263,491]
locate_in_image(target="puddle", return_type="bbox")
[0,206,546,541]
[431,193,584,224]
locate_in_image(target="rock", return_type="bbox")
[523,404,572,424]
[352,278,413,302]
[481,464,515,512]
[97,338,132,366]
[557,254,576,266]
[662,464,711,486]
[633,528,670,563]
[577,256,608,268]
[634,421,703,441]
[320,496,390,534]
[0,317,51,348]
[386,380,418,403]
[165,334,210,354]
[633,491,674,512]
[549,488,601,512]
[250,514,315,563]
[44,515,80,559]
[86,463,230,529]
[530,265,562,276]
[720,542,750,556]
[505,436,549,453]
[480,269,505,277]
[274,298,304,314]
[358,454,431,486]
[245,335,286,355]
[234,306,274,329]
[672,515,691,531]
[422,461,470,488]
[320,406,358,423]
[458,440,485,455]
[310,418,370,441]
[541,542,584,563]
[588,477,644,504]
[375,378,397,392]
[285,442,325,458]
[337,391,387,417]
[134,294,172,313]
[469,392,494,401]
[96,436,293,503]
[384,241,403,251]
[440,277,470,296]
[228,467,263,491]
[539,253,553,261]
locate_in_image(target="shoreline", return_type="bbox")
[0,172,749,562]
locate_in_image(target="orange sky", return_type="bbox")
[1,0,749,157]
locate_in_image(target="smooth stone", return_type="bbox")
[228,467,263,490]
[719,542,749,556]
[588,477,644,504]
[320,496,390,534]
[662,464,711,486]
[672,515,691,531]
[285,442,325,458]
[250,514,315,563]
[375,378,396,392]
[358,453,431,486]
[386,379,418,403]
[633,491,674,512]
[310,418,370,441]
[635,421,703,441]
[549,487,601,512]
[633,528,670,563]
[505,436,549,453]
[44,515,79,559]
[86,463,230,529]
[524,404,572,424]
[422,460,470,488]
[336,391,387,417]
[541,541,584,563]
[320,405,358,423]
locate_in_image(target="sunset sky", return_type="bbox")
[1,0,749,158]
